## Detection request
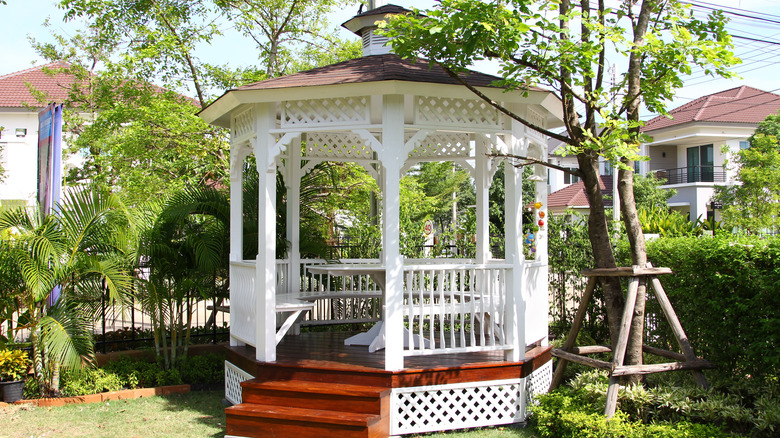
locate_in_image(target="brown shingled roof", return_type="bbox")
[353,4,411,18]
[548,175,613,210]
[643,86,780,132]
[234,54,531,92]
[0,62,75,108]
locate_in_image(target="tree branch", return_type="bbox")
[487,153,583,178]
[439,66,575,146]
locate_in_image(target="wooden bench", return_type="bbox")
[209,294,315,345]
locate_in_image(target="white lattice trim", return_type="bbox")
[282,97,370,127]
[391,379,524,435]
[232,107,256,143]
[225,360,254,405]
[415,96,500,127]
[525,360,553,408]
[304,131,376,159]
[408,131,472,159]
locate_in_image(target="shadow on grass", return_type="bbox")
[157,389,227,438]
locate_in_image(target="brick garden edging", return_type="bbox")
[0,384,190,408]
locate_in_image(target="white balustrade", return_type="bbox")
[229,261,257,346]
[402,264,511,356]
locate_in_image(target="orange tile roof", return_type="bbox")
[548,175,614,210]
[643,86,780,132]
[0,62,75,108]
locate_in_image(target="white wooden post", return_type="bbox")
[504,115,526,362]
[382,94,404,371]
[229,143,246,347]
[475,135,491,264]
[287,136,302,295]
[254,103,277,362]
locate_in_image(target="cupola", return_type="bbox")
[341,2,413,56]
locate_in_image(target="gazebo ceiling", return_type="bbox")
[198,54,563,128]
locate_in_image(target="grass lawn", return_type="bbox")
[0,390,538,438]
[0,390,226,438]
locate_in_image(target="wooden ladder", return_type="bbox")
[549,263,714,417]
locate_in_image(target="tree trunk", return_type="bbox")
[577,153,625,348]
[619,161,648,383]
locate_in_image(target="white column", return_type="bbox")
[382,94,405,371]
[229,144,246,347]
[504,116,526,362]
[475,135,491,264]
[254,103,277,362]
[229,145,245,263]
[287,136,302,295]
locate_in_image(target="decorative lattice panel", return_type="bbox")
[304,132,375,159]
[391,379,524,435]
[526,360,553,407]
[415,96,500,127]
[527,108,546,130]
[225,360,254,405]
[282,97,370,127]
[409,131,472,159]
[232,107,255,141]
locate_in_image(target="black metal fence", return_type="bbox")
[654,166,726,185]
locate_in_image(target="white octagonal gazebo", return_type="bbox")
[199,4,564,437]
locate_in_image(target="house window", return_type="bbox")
[563,168,580,184]
[739,141,750,150]
[686,144,713,182]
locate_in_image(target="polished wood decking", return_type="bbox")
[226,331,551,387]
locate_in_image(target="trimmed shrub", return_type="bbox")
[637,236,780,384]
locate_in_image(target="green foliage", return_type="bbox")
[714,133,780,234]
[633,173,676,211]
[0,349,30,382]
[548,213,609,343]
[637,236,780,384]
[60,367,125,396]
[531,370,765,437]
[0,189,132,395]
[637,207,705,237]
[178,353,225,385]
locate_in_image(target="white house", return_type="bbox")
[0,62,80,207]
[545,86,780,220]
[639,86,780,221]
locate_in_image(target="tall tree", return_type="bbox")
[384,0,737,373]
[214,0,358,77]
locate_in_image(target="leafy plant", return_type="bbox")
[0,349,30,382]
[0,189,132,395]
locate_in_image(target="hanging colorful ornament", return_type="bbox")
[538,219,545,227]
[538,211,546,218]
[533,201,543,209]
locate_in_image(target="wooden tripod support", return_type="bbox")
[549,263,714,418]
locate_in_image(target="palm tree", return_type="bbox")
[0,189,132,395]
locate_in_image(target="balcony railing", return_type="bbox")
[653,166,726,185]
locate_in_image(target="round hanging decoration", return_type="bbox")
[538,211,545,218]
[534,201,543,209]
[538,219,545,227]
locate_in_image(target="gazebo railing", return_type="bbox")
[402,264,511,356]
[229,261,257,346]
[228,259,512,350]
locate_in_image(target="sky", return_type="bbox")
[1,0,779,118]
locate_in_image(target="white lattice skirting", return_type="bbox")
[225,360,254,405]
[390,379,525,435]
[526,360,553,403]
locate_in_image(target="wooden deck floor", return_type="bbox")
[227,331,551,387]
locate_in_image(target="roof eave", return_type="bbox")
[199,81,564,128]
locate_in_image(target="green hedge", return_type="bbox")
[639,236,780,383]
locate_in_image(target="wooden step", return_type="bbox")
[241,379,390,415]
[226,404,388,438]
[256,362,392,387]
